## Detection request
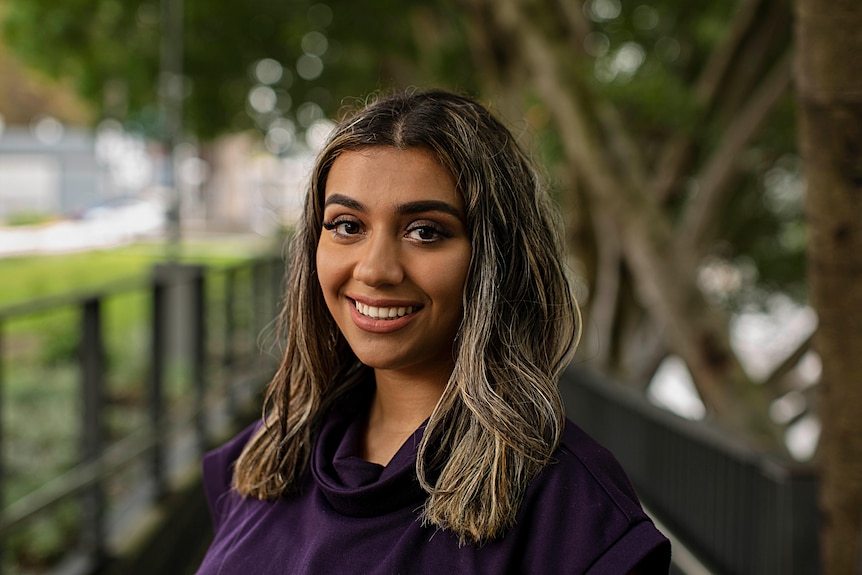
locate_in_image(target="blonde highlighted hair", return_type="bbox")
[233,90,579,543]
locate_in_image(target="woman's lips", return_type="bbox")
[354,300,416,320]
[347,297,422,333]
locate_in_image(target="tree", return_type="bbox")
[795,0,862,570]
[455,0,802,444]
[0,43,91,124]
[0,4,805,422]
[0,0,472,141]
[456,0,862,568]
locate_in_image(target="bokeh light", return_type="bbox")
[296,54,324,80]
[254,58,284,85]
[632,5,659,31]
[264,118,296,155]
[296,101,324,129]
[587,0,621,22]
[307,3,333,27]
[301,31,328,57]
[248,85,278,114]
[655,37,681,62]
[31,116,64,145]
[584,32,610,58]
[305,118,335,151]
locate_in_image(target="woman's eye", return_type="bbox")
[322,219,361,236]
[406,223,450,243]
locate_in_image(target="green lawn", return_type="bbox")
[0,236,278,309]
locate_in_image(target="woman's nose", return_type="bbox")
[353,234,404,287]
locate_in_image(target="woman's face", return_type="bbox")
[316,146,471,381]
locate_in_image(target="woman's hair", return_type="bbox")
[233,89,579,543]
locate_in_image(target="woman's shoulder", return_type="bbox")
[514,419,670,573]
[552,419,647,515]
[203,421,262,485]
[201,421,263,529]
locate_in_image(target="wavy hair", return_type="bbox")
[233,90,579,543]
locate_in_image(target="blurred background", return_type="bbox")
[0,0,858,573]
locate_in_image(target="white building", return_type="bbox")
[0,122,105,220]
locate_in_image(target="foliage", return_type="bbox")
[38,315,80,366]
[2,0,810,435]
[6,503,79,571]
[577,0,801,308]
[450,0,806,452]
[0,0,475,141]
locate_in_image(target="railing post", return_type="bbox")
[150,271,168,500]
[80,297,106,564]
[223,268,236,418]
[252,261,265,353]
[271,256,284,317]
[789,470,820,574]
[191,266,206,453]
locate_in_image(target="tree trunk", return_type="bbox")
[794,0,862,571]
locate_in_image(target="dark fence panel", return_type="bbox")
[0,255,284,575]
[560,365,820,575]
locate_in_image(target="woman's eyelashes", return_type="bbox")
[322,217,361,237]
[321,217,453,243]
[405,221,452,243]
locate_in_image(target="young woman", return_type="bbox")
[196,90,671,574]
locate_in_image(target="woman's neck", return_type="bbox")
[360,369,448,466]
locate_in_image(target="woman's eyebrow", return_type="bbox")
[323,196,464,221]
[395,200,464,220]
[323,194,364,211]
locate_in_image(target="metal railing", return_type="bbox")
[560,365,820,575]
[1,259,821,575]
[0,255,284,575]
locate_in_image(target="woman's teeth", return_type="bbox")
[355,301,415,320]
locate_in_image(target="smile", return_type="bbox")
[354,300,417,320]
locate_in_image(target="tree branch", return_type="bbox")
[651,0,786,202]
[594,99,651,194]
[482,0,759,421]
[675,49,792,258]
[694,0,770,106]
[712,0,791,122]
[551,0,590,51]
[760,330,816,393]
[461,0,786,444]
[621,316,670,388]
[587,210,623,367]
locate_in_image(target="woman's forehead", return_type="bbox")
[322,147,463,213]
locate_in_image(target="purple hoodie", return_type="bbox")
[197,391,670,574]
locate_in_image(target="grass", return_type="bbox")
[0,236,277,309]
